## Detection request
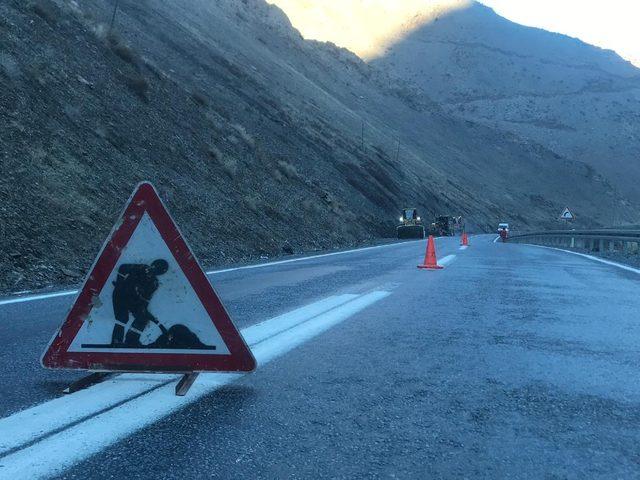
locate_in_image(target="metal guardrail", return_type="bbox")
[508,229,640,254]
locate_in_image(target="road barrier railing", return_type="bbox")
[508,229,640,254]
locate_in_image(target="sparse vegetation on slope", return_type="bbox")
[0,0,632,293]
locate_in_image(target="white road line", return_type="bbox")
[0,291,390,480]
[0,289,78,307]
[0,294,358,455]
[525,244,640,275]
[493,236,500,243]
[439,254,457,266]
[459,246,468,250]
[209,240,424,274]
[0,240,423,307]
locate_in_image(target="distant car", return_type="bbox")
[497,223,509,234]
[497,223,509,242]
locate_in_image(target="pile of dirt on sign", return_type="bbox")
[0,0,633,293]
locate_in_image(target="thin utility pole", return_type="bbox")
[109,0,120,33]
[612,186,619,227]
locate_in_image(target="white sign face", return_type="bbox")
[68,213,230,355]
[560,207,574,220]
[42,182,255,374]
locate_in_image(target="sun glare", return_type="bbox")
[268,0,471,60]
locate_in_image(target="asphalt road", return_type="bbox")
[1,235,639,479]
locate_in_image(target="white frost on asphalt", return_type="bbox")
[0,291,390,479]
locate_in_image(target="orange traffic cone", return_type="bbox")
[461,232,469,246]
[418,235,443,270]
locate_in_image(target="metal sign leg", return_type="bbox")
[63,372,115,394]
[175,372,199,396]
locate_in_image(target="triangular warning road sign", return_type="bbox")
[41,182,256,373]
[560,207,574,220]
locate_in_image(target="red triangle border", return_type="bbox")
[41,182,256,373]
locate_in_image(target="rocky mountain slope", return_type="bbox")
[369,1,640,203]
[0,0,632,293]
[273,0,640,204]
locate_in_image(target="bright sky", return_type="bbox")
[478,0,640,66]
[270,0,640,65]
[270,0,473,59]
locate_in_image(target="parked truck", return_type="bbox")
[428,215,455,237]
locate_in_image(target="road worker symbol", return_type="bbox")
[60,204,236,358]
[80,258,216,351]
[41,182,256,373]
[110,259,169,347]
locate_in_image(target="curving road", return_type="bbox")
[0,235,639,479]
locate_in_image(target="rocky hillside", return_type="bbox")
[369,1,640,204]
[0,0,632,293]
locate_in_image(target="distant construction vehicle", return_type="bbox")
[453,216,465,234]
[397,208,425,239]
[428,215,456,237]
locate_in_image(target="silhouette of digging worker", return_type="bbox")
[110,259,169,347]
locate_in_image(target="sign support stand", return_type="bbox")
[175,372,199,396]
[63,372,115,394]
[41,182,256,396]
[63,371,201,396]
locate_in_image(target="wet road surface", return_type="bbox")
[1,235,639,479]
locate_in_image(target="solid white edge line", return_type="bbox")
[0,294,359,455]
[523,243,640,275]
[0,291,391,480]
[208,240,424,274]
[0,240,423,307]
[0,289,78,307]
